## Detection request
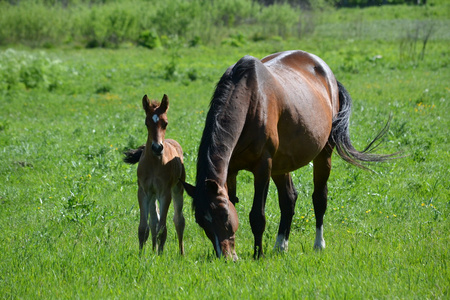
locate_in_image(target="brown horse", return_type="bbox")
[182,50,396,260]
[124,94,185,255]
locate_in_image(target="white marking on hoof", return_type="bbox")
[313,225,326,251]
[274,234,289,252]
[152,114,159,123]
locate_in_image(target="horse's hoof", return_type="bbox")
[313,240,326,251]
[274,234,289,252]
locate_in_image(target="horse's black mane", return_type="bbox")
[193,56,257,212]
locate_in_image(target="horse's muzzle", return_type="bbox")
[151,142,164,156]
[215,235,238,262]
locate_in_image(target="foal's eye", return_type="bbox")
[161,122,168,129]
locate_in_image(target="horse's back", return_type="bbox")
[252,51,340,173]
[262,50,338,108]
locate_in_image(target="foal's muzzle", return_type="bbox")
[151,142,164,156]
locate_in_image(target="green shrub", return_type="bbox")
[0,49,65,90]
[0,0,448,48]
[0,2,70,47]
[137,30,161,49]
[257,4,301,38]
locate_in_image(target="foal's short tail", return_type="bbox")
[330,81,398,170]
[123,145,145,164]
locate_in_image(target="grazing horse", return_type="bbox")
[182,50,396,260]
[124,94,185,255]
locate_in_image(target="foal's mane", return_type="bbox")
[194,56,257,212]
[148,100,160,109]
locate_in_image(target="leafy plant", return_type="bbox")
[138,30,161,49]
[0,49,64,90]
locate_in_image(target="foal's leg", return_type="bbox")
[138,186,151,252]
[272,173,298,252]
[249,157,272,259]
[172,181,185,255]
[156,193,171,254]
[148,195,159,252]
[312,145,333,250]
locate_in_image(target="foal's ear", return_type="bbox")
[180,179,196,198]
[160,94,169,112]
[142,95,151,113]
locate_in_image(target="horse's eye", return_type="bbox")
[162,122,168,129]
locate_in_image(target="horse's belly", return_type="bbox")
[272,140,324,174]
[272,117,331,174]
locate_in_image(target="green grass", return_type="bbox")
[1,6,449,298]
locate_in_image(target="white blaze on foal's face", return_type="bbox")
[152,114,159,124]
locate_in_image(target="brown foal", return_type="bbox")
[124,94,185,255]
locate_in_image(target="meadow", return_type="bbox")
[0,1,449,299]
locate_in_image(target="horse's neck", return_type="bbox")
[197,97,249,186]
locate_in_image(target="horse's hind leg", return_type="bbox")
[272,173,298,252]
[172,181,185,255]
[312,144,333,250]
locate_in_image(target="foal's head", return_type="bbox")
[142,94,169,156]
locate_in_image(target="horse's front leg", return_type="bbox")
[249,156,272,259]
[312,144,333,250]
[226,171,239,205]
[272,173,298,252]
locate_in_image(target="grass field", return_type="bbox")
[1,3,449,299]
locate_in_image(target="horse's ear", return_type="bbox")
[205,179,229,207]
[205,179,220,195]
[142,95,150,113]
[180,179,195,198]
[160,94,169,112]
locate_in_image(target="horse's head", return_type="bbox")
[183,179,239,261]
[142,94,169,156]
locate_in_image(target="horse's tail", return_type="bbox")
[123,145,145,164]
[330,81,398,170]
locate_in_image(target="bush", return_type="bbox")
[0,0,306,48]
[257,4,301,38]
[138,30,161,49]
[82,3,139,48]
[0,49,65,91]
[0,2,70,47]
[0,0,447,48]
